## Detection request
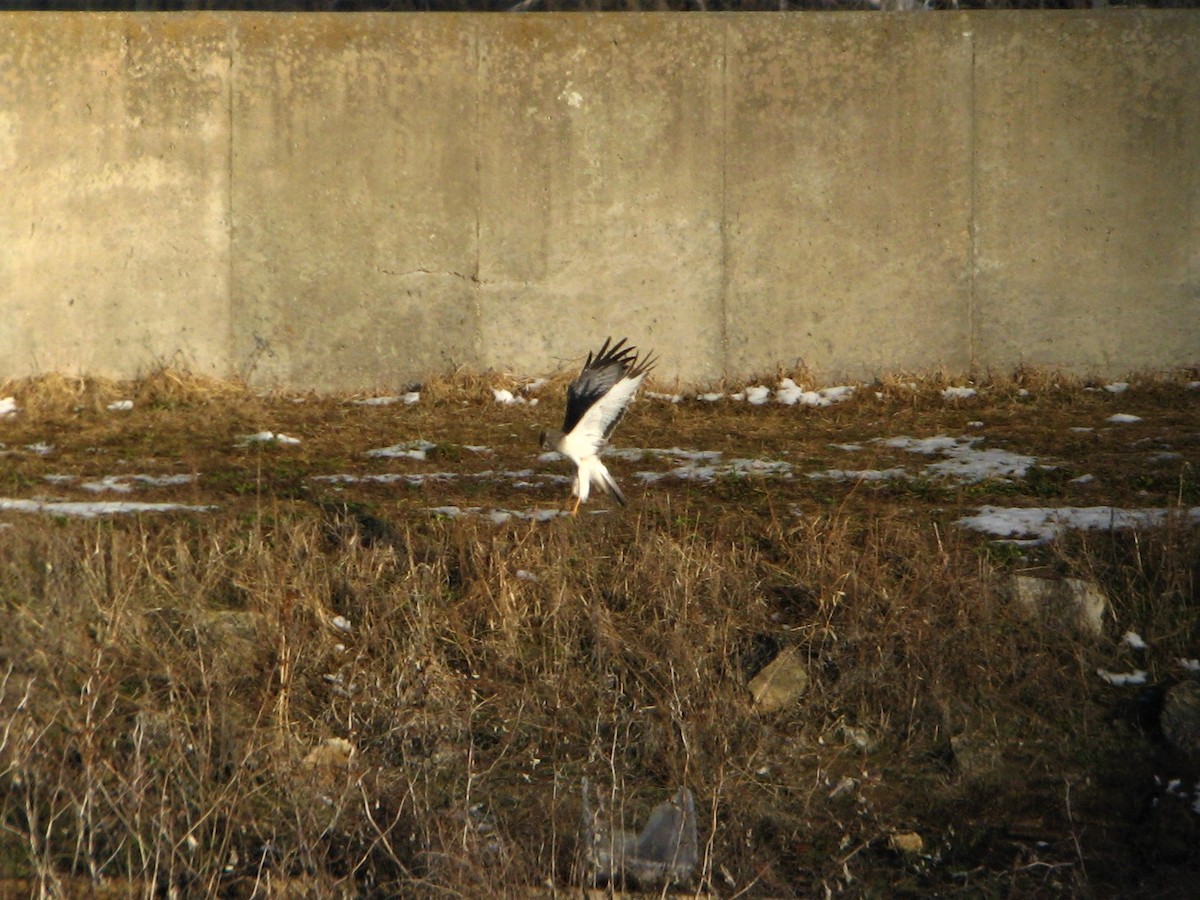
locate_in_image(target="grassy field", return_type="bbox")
[2,367,1199,898]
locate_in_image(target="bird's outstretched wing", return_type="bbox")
[561,337,655,443]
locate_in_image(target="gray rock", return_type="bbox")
[1010,574,1108,636]
[748,646,810,712]
[1161,679,1200,760]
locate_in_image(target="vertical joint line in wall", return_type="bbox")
[473,24,482,359]
[967,27,977,375]
[227,21,237,372]
[719,21,729,380]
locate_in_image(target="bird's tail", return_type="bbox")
[597,463,627,506]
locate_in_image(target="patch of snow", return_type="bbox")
[0,498,213,519]
[956,505,1200,543]
[968,421,984,428]
[808,467,908,482]
[1180,659,1200,672]
[638,465,719,483]
[330,615,352,633]
[79,474,195,493]
[1107,413,1142,424]
[106,400,134,411]
[775,379,855,407]
[523,378,547,394]
[463,445,493,454]
[353,392,420,406]
[1188,381,1200,391]
[315,472,458,486]
[878,435,1034,483]
[728,458,793,476]
[1070,474,1095,484]
[429,506,570,524]
[645,391,683,403]
[1070,427,1094,433]
[516,570,539,582]
[942,386,977,400]
[367,440,438,461]
[242,431,300,446]
[880,435,963,455]
[26,443,54,456]
[1096,669,1148,686]
[744,386,771,405]
[829,443,863,452]
[635,455,789,484]
[614,448,721,464]
[1149,451,1182,462]
[1105,382,1130,394]
[658,448,722,462]
[0,397,17,417]
[697,392,725,402]
[1122,631,1148,651]
[926,447,1036,483]
[492,388,525,405]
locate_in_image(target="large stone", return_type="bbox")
[748,646,810,712]
[1010,575,1108,637]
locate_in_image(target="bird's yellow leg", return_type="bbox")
[571,496,581,517]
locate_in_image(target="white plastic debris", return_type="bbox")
[581,780,697,888]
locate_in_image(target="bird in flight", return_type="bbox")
[540,337,656,515]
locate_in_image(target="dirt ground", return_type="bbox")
[1,367,1199,897]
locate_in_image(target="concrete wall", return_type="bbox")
[2,12,1197,390]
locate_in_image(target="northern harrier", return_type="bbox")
[540,337,656,515]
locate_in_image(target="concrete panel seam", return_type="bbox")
[967,20,978,375]
[472,17,483,368]
[226,15,236,381]
[718,18,730,381]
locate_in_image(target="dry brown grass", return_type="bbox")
[2,368,1200,897]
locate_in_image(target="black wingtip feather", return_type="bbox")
[560,337,657,436]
